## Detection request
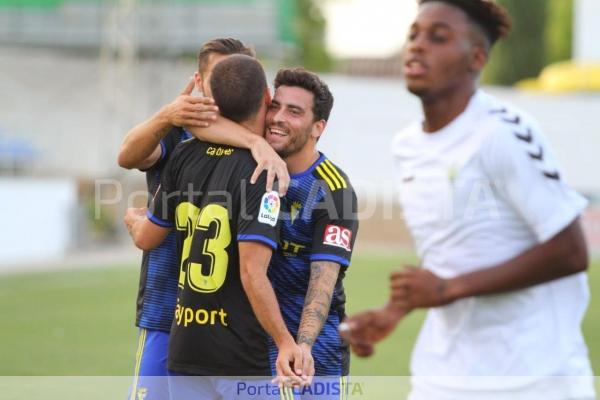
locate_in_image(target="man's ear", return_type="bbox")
[312,120,327,140]
[470,45,488,74]
[264,87,272,105]
[194,71,203,93]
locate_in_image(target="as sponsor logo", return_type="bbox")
[323,224,352,251]
[258,191,280,227]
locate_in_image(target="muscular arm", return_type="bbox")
[187,119,290,196]
[238,242,303,381]
[117,112,171,170]
[392,218,589,308]
[118,78,218,170]
[297,261,341,347]
[446,217,588,300]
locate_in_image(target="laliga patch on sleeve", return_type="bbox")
[323,224,352,251]
[258,191,280,227]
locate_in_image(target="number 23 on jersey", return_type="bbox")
[175,202,231,293]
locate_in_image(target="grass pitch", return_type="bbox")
[0,253,598,377]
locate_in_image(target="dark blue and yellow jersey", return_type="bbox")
[136,127,192,332]
[268,153,358,376]
[149,138,280,376]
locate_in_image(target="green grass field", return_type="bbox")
[0,253,598,397]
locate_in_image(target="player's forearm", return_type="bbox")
[446,218,588,301]
[185,116,259,149]
[118,108,172,169]
[297,261,340,347]
[240,266,295,348]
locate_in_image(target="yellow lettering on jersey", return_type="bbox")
[206,146,234,157]
[175,304,228,327]
[280,240,305,255]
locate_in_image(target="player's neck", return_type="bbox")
[421,83,477,133]
[240,118,265,139]
[285,146,320,175]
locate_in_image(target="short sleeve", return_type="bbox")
[141,127,183,172]
[147,148,179,228]
[310,187,359,268]
[481,120,588,243]
[237,173,280,251]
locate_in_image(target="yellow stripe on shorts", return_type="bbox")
[130,328,147,400]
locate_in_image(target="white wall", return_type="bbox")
[0,178,77,266]
[574,0,600,62]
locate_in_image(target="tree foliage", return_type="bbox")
[295,0,333,71]
[484,0,547,85]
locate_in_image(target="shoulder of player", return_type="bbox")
[476,93,547,153]
[312,157,356,196]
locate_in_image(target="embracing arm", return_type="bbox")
[118,78,218,170]
[186,119,289,196]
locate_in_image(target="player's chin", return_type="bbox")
[405,82,431,99]
[268,142,289,158]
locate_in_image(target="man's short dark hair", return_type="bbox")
[209,54,267,123]
[419,0,512,46]
[197,38,255,73]
[274,68,334,122]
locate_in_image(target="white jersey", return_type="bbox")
[392,90,594,400]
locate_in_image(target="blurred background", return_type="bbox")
[1,0,599,388]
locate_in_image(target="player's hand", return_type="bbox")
[390,266,453,309]
[272,340,306,388]
[249,136,290,196]
[339,304,405,358]
[159,78,219,128]
[124,207,147,233]
[297,343,315,386]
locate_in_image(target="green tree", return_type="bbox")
[295,0,333,71]
[545,0,573,64]
[484,0,547,85]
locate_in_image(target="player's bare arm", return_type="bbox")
[117,78,218,170]
[238,241,305,387]
[391,217,588,308]
[124,207,171,251]
[186,118,290,196]
[295,261,340,382]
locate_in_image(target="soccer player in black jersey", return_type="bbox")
[118,38,290,400]
[125,55,304,398]
[187,68,360,399]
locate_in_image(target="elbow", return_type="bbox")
[565,247,589,274]
[133,234,156,251]
[117,150,134,170]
